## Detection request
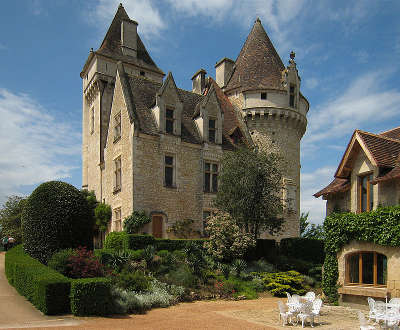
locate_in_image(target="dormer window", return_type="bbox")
[289,85,295,107]
[166,108,174,134]
[208,118,216,143]
[261,92,267,100]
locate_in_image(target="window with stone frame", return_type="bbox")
[202,210,211,237]
[113,207,122,232]
[114,112,121,141]
[114,157,121,192]
[165,108,174,134]
[208,118,217,143]
[289,85,295,107]
[346,251,387,286]
[204,162,218,193]
[261,92,267,100]
[358,173,374,213]
[90,107,95,134]
[164,155,175,187]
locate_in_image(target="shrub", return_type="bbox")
[164,265,198,288]
[47,248,76,275]
[0,196,26,244]
[5,245,71,315]
[114,270,151,292]
[263,271,307,297]
[66,247,107,279]
[280,237,325,263]
[104,231,129,250]
[70,277,113,316]
[184,241,206,277]
[245,239,277,262]
[127,234,155,250]
[21,181,93,264]
[94,203,112,233]
[246,259,275,273]
[275,255,316,274]
[204,211,255,262]
[167,218,199,238]
[309,265,322,282]
[123,211,151,234]
[154,238,205,252]
[231,259,247,278]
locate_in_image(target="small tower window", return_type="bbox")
[90,107,94,134]
[114,112,121,141]
[289,85,295,107]
[140,71,145,76]
[165,108,174,134]
[261,92,267,100]
[164,155,175,187]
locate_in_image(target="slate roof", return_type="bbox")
[225,18,285,93]
[81,4,164,76]
[120,70,246,150]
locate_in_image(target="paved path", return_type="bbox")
[0,252,80,329]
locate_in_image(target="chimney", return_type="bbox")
[191,69,207,94]
[215,57,234,88]
[121,19,138,57]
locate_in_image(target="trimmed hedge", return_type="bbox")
[5,245,71,315]
[280,238,324,263]
[245,239,277,261]
[154,238,205,252]
[70,278,113,316]
[21,181,94,264]
[128,234,155,250]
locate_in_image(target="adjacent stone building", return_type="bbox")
[81,4,309,239]
[315,127,400,303]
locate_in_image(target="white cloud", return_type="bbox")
[301,166,336,224]
[304,71,400,148]
[305,77,318,89]
[0,89,80,204]
[91,0,165,39]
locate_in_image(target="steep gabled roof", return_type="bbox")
[81,4,164,76]
[225,18,285,92]
[315,128,400,198]
[379,126,400,140]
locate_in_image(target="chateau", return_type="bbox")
[81,4,309,239]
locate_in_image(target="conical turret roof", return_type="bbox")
[95,4,163,74]
[225,18,285,92]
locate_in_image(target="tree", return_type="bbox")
[0,196,26,243]
[214,147,283,239]
[300,212,324,240]
[204,211,255,262]
[94,203,112,232]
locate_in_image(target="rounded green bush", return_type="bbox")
[22,181,94,264]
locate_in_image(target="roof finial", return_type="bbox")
[290,51,295,60]
[255,17,261,23]
[119,3,123,8]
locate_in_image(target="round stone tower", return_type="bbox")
[222,19,309,239]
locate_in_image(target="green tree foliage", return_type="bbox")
[123,211,151,234]
[214,147,283,239]
[22,181,94,264]
[167,218,198,238]
[300,212,324,240]
[204,211,255,262]
[0,196,26,243]
[94,203,112,232]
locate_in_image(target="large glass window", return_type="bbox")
[358,173,374,212]
[346,251,387,286]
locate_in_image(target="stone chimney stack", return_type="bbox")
[215,57,234,88]
[191,69,207,94]
[121,19,138,57]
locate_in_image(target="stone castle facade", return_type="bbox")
[81,4,309,239]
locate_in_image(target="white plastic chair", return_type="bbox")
[389,298,400,305]
[278,300,293,326]
[374,301,387,324]
[358,310,376,330]
[312,298,323,324]
[297,300,314,328]
[305,291,316,302]
[368,297,376,321]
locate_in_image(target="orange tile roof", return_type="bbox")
[314,178,350,198]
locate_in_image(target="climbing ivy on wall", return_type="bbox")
[323,205,400,303]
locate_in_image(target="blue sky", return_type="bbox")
[1,0,400,224]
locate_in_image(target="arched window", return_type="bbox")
[346,251,387,286]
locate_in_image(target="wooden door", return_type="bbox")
[152,215,163,238]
